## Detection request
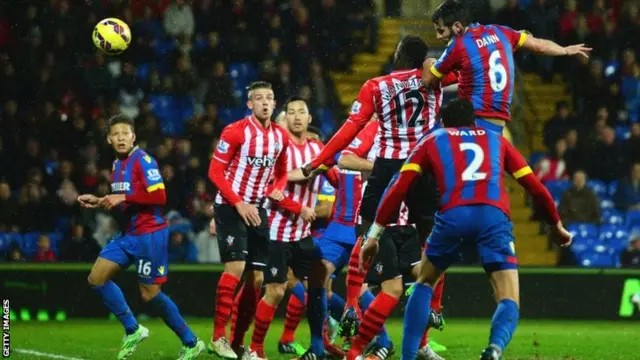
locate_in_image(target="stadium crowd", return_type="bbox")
[0,0,638,268]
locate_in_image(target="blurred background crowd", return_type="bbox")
[0,0,638,268]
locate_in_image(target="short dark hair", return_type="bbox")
[283,96,308,112]
[108,114,134,130]
[307,125,322,139]
[246,81,272,94]
[439,99,475,127]
[393,35,429,70]
[432,0,470,27]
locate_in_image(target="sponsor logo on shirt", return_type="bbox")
[351,100,362,114]
[217,140,230,154]
[111,182,131,192]
[348,138,362,148]
[147,169,161,181]
[246,156,276,168]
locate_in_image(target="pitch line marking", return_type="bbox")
[14,348,86,360]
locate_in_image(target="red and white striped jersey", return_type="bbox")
[269,139,324,242]
[343,121,410,226]
[210,116,289,207]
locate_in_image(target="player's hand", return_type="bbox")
[564,44,592,59]
[550,221,573,247]
[100,194,126,211]
[268,189,285,202]
[77,194,101,208]
[301,162,315,177]
[300,206,316,222]
[359,237,379,272]
[235,202,261,227]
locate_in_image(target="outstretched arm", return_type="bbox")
[520,33,591,58]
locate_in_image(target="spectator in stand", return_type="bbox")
[558,170,601,225]
[589,19,619,62]
[526,0,559,82]
[205,61,234,107]
[193,210,221,264]
[590,126,624,182]
[536,138,569,183]
[614,163,640,211]
[495,0,525,32]
[168,230,198,263]
[621,228,640,268]
[625,123,640,166]
[543,100,576,150]
[33,234,56,262]
[0,180,19,232]
[163,0,195,38]
[563,129,585,175]
[558,0,579,45]
[59,224,101,262]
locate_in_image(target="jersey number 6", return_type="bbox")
[489,50,507,93]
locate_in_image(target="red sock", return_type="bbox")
[250,299,277,355]
[430,273,445,313]
[420,328,429,348]
[346,237,368,311]
[349,292,399,354]
[230,284,260,347]
[213,273,240,340]
[279,294,306,344]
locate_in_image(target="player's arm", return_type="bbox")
[503,141,572,246]
[338,153,373,172]
[306,83,376,171]
[423,40,460,87]
[519,31,591,58]
[126,156,167,205]
[208,127,243,206]
[367,141,431,241]
[338,120,377,171]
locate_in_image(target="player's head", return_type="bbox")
[283,96,312,137]
[246,81,275,122]
[107,114,136,155]
[439,98,475,128]
[393,35,429,70]
[274,110,287,127]
[307,125,322,141]
[432,0,470,42]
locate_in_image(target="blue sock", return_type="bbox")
[307,287,327,355]
[359,290,391,348]
[489,299,519,352]
[402,283,433,359]
[291,281,306,303]
[328,293,345,320]
[93,281,138,335]
[148,292,197,347]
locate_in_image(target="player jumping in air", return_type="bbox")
[246,96,340,360]
[302,35,456,359]
[79,114,205,360]
[423,0,591,134]
[361,99,573,360]
[207,81,291,359]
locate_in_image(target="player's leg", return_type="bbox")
[88,237,147,360]
[278,271,307,355]
[248,240,289,358]
[210,204,250,357]
[475,205,520,360]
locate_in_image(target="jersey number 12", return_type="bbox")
[393,89,425,128]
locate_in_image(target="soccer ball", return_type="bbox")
[92,18,131,55]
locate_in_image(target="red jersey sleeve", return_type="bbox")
[208,125,244,206]
[374,137,433,225]
[125,157,167,205]
[495,25,528,51]
[342,120,377,158]
[441,71,459,87]
[309,81,376,168]
[503,139,560,224]
[431,39,461,79]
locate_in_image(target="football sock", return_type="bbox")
[213,272,239,340]
[93,281,138,335]
[279,292,306,344]
[431,273,445,313]
[346,238,367,307]
[148,292,197,347]
[307,287,327,355]
[231,284,260,347]
[489,299,519,352]
[250,299,277,354]
[420,328,429,348]
[359,289,391,347]
[328,292,346,320]
[350,292,398,353]
[402,283,433,359]
[291,281,306,303]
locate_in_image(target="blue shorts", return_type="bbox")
[99,228,169,284]
[426,205,517,273]
[476,118,505,134]
[316,222,356,272]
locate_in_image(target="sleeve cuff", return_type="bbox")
[430,65,444,79]
[516,32,528,49]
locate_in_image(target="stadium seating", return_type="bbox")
[544,179,571,199]
[601,209,625,226]
[587,179,608,196]
[627,210,640,228]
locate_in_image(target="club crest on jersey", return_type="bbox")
[270,267,278,277]
[348,138,362,148]
[246,155,276,168]
[274,142,281,153]
[375,262,384,275]
[322,181,335,193]
[350,100,362,114]
[217,140,230,154]
[146,169,161,181]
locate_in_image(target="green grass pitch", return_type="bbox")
[9,318,639,359]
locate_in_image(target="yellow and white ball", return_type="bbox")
[92,18,131,55]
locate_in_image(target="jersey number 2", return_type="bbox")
[489,50,507,92]
[459,143,487,181]
[393,89,425,128]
